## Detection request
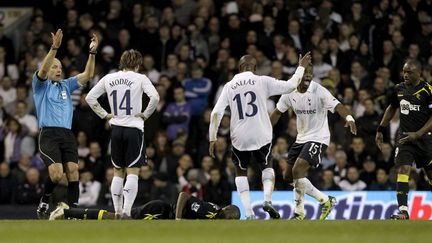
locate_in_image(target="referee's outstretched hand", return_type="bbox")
[51,29,63,49]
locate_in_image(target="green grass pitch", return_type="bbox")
[0,220,430,243]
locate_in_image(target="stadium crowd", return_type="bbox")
[0,0,432,208]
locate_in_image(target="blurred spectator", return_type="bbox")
[0,47,19,83]
[181,168,203,199]
[356,98,380,156]
[11,153,32,185]
[143,55,160,84]
[319,169,341,191]
[76,131,90,158]
[369,168,395,190]
[0,76,17,106]
[14,101,38,137]
[347,137,368,168]
[0,117,29,165]
[97,168,114,207]
[0,162,16,204]
[338,166,367,191]
[134,165,153,206]
[4,86,34,116]
[85,141,105,183]
[162,85,191,141]
[321,142,336,169]
[78,170,101,207]
[14,167,43,204]
[151,172,178,204]
[329,150,348,184]
[359,157,377,186]
[203,166,231,206]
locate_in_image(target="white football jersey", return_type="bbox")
[276,81,340,145]
[86,71,159,131]
[209,67,305,151]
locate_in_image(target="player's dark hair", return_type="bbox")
[119,49,143,70]
[221,205,241,219]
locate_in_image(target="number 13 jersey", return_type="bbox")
[86,71,159,131]
[210,67,305,151]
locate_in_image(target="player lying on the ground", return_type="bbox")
[270,63,357,220]
[49,192,240,220]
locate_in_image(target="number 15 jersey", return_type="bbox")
[210,67,305,151]
[86,71,159,131]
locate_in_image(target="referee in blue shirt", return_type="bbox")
[33,29,98,218]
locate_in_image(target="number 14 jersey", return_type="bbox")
[210,67,305,151]
[86,71,159,131]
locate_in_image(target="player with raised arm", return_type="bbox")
[270,63,357,220]
[209,53,311,219]
[375,60,432,220]
[49,192,240,220]
[34,29,98,218]
[85,50,159,218]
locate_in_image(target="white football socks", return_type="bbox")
[301,177,329,204]
[111,176,124,215]
[122,174,139,216]
[293,178,305,215]
[235,176,254,217]
[262,168,275,202]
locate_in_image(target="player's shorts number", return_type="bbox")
[110,90,132,115]
[308,142,320,156]
[233,91,258,119]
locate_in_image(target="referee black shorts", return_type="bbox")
[38,127,78,166]
[231,143,272,170]
[395,134,432,168]
[110,125,146,169]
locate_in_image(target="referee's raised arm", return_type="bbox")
[37,29,63,80]
[76,33,99,85]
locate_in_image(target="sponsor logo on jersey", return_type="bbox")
[400,99,420,115]
[295,109,317,114]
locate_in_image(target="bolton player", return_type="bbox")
[49,192,240,220]
[34,29,98,218]
[209,53,311,219]
[86,50,159,218]
[270,63,357,220]
[376,60,432,220]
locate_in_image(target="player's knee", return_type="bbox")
[66,164,79,181]
[50,171,63,183]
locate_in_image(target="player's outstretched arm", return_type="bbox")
[375,105,397,150]
[77,33,99,85]
[270,108,282,126]
[38,29,63,80]
[335,103,357,135]
[175,192,191,220]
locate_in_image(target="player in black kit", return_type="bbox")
[49,192,240,220]
[376,60,432,220]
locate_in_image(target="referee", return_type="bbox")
[33,29,98,218]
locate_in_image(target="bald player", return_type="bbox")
[33,29,98,218]
[209,53,311,219]
[376,60,432,220]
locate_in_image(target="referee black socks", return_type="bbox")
[67,181,79,208]
[42,177,58,203]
